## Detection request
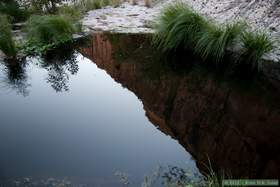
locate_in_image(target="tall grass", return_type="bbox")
[240,31,274,70]
[24,15,75,53]
[195,22,245,63]
[153,4,208,52]
[0,14,17,58]
[153,3,275,71]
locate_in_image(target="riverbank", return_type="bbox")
[82,0,280,62]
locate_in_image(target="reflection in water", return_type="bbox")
[0,38,196,186]
[0,32,279,186]
[80,33,280,179]
[0,46,79,93]
[39,47,79,92]
[0,59,30,96]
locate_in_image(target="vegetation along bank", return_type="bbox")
[1,0,280,76]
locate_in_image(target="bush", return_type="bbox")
[0,0,29,22]
[25,15,75,51]
[239,31,274,70]
[0,14,17,58]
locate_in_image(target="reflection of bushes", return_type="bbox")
[0,15,17,58]
[39,45,79,92]
[0,58,30,96]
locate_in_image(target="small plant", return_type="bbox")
[24,15,75,54]
[240,31,274,70]
[153,4,208,52]
[0,14,17,58]
[194,22,245,63]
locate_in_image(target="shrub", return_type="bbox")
[240,31,274,70]
[0,0,29,22]
[24,15,75,54]
[153,4,209,52]
[0,14,17,58]
[194,22,245,63]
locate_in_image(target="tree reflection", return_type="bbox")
[39,46,79,92]
[0,44,80,94]
[0,58,30,96]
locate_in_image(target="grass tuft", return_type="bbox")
[26,15,75,45]
[0,14,17,58]
[195,22,245,63]
[153,3,208,52]
[153,3,275,71]
[240,31,274,70]
[24,15,76,54]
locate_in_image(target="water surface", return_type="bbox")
[0,37,199,186]
[0,33,279,186]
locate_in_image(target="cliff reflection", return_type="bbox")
[80,33,280,179]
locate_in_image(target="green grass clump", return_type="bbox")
[153,4,209,52]
[153,3,276,72]
[24,15,75,53]
[195,22,245,63]
[240,31,274,70]
[0,14,17,58]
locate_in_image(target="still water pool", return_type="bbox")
[0,35,199,186]
[1,33,279,186]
